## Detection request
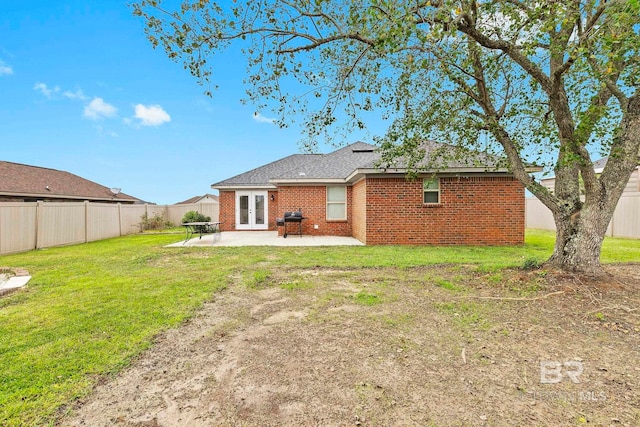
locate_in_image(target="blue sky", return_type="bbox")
[0,1,378,204]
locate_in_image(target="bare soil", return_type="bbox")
[63,264,640,426]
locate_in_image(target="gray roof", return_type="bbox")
[212,141,508,188]
[271,142,380,180]
[213,153,320,187]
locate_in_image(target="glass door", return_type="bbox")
[236,191,268,230]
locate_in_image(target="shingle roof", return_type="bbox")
[213,153,321,187]
[270,142,381,180]
[0,161,140,203]
[212,141,509,188]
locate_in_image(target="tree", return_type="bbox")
[133,0,640,275]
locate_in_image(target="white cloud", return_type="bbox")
[252,112,275,124]
[133,104,171,126]
[83,97,118,120]
[63,88,88,100]
[34,82,60,98]
[0,61,13,76]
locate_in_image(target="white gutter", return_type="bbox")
[269,178,346,185]
[344,167,533,183]
[211,184,278,190]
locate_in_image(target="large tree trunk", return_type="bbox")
[546,93,640,276]
[547,204,612,276]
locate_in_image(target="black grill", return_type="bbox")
[277,210,306,238]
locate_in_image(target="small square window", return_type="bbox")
[423,178,440,204]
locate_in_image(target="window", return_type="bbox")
[327,186,347,220]
[423,178,440,204]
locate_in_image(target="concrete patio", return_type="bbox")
[166,231,364,247]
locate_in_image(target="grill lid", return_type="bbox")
[283,211,304,221]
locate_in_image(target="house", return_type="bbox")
[0,161,141,204]
[540,157,640,194]
[174,194,219,205]
[212,142,540,245]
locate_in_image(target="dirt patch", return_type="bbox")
[63,265,640,426]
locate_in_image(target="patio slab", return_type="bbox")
[166,231,364,247]
[0,275,31,297]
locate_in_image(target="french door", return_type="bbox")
[236,191,268,230]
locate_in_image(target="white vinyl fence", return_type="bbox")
[0,201,219,255]
[526,193,640,238]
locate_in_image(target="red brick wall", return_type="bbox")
[277,185,352,236]
[220,176,524,245]
[218,191,235,232]
[352,179,367,243]
[267,190,278,231]
[364,176,524,245]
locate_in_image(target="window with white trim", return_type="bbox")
[326,186,347,220]
[423,178,440,204]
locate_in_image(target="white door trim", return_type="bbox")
[236,191,268,230]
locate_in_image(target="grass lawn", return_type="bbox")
[0,229,638,426]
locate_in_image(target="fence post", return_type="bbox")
[84,201,89,243]
[118,203,123,236]
[36,201,43,249]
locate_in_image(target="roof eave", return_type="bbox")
[212,184,278,191]
[269,178,347,185]
[0,191,136,202]
[346,167,531,182]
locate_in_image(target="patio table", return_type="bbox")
[181,222,221,245]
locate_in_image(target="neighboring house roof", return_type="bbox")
[541,157,638,181]
[0,161,140,203]
[175,194,219,205]
[593,157,608,172]
[213,141,531,189]
[540,157,640,194]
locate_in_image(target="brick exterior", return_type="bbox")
[277,186,352,237]
[352,179,367,243]
[218,191,235,232]
[218,175,525,245]
[267,190,279,230]
[363,176,524,245]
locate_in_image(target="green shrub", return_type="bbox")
[141,212,173,231]
[182,210,211,223]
